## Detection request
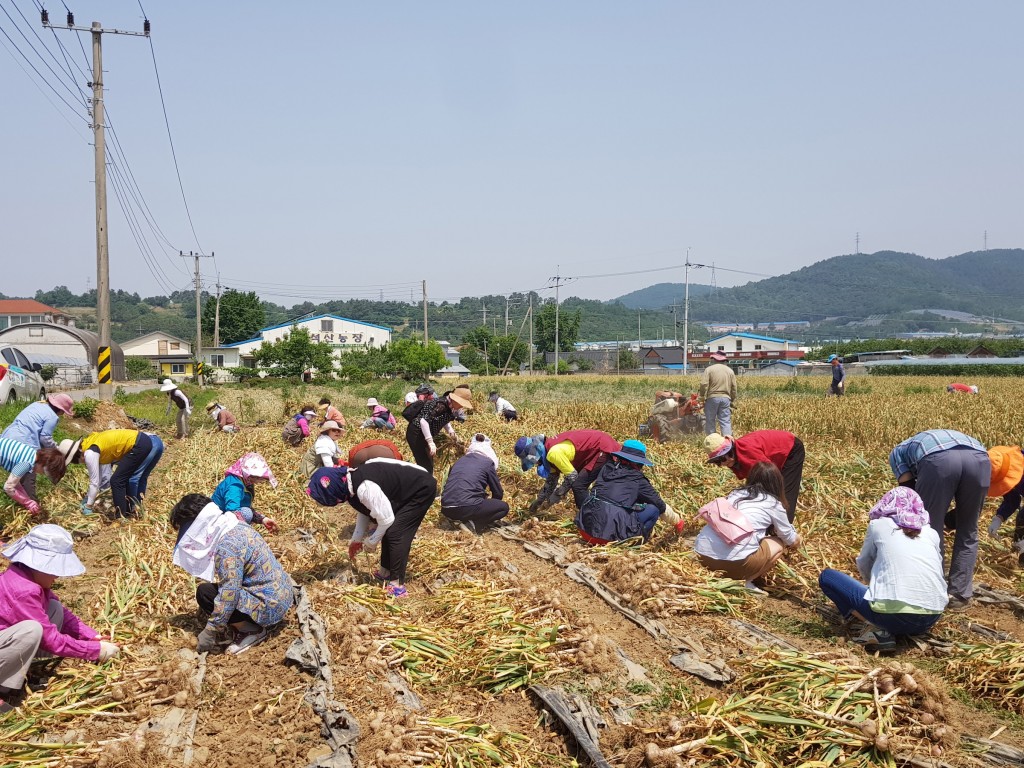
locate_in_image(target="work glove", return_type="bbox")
[348,541,363,560]
[24,499,40,515]
[363,539,380,554]
[988,516,1005,539]
[196,628,220,654]
[528,494,549,514]
[427,439,437,457]
[80,500,93,516]
[98,641,120,662]
[262,516,279,533]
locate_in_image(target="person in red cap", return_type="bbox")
[1,393,74,505]
[705,430,805,522]
[700,352,737,436]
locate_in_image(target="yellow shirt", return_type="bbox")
[82,430,139,463]
[546,441,577,476]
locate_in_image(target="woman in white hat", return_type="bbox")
[405,386,472,473]
[361,398,396,431]
[0,525,119,710]
[161,379,192,439]
[1,393,75,504]
[299,421,344,477]
[170,494,293,655]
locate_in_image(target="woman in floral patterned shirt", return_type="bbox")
[170,494,293,655]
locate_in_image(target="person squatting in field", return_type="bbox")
[693,462,801,593]
[307,459,437,599]
[515,429,622,512]
[210,453,280,532]
[299,421,344,477]
[819,487,948,652]
[206,402,239,433]
[282,406,317,446]
[440,433,508,534]
[575,440,667,545]
[0,525,120,713]
[171,495,293,655]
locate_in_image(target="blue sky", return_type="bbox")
[3,1,1022,305]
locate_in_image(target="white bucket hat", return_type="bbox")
[366,397,379,407]
[160,379,177,392]
[3,524,85,577]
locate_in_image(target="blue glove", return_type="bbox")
[80,499,93,516]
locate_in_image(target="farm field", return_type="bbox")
[2,374,1024,768]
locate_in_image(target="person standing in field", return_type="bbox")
[705,430,805,522]
[827,354,845,396]
[985,447,1024,565]
[1,393,74,504]
[888,429,991,609]
[161,380,192,439]
[700,352,737,436]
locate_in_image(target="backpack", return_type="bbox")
[402,400,425,422]
[696,497,754,545]
[282,415,304,446]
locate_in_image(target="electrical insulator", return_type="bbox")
[66,11,73,26]
[143,19,150,35]
[41,8,49,25]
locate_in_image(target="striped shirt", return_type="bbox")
[0,437,37,478]
[889,429,986,479]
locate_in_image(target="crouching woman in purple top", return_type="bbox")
[171,494,293,656]
[0,525,120,713]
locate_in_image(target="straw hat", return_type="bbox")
[449,386,473,410]
[57,438,82,466]
[160,379,177,392]
[2,524,85,577]
[46,393,74,416]
[704,433,734,462]
[205,402,220,413]
[319,420,343,434]
[988,446,1024,498]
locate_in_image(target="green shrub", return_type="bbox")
[73,398,99,419]
[228,366,260,382]
[869,364,1024,377]
[125,356,158,381]
[39,364,57,382]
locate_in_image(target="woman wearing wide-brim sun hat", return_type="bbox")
[405,385,473,473]
[161,379,192,439]
[985,446,1024,553]
[0,524,120,712]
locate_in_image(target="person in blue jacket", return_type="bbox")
[211,453,279,532]
[1,394,74,503]
[575,440,667,545]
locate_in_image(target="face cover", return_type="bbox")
[452,409,467,422]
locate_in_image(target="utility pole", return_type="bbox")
[504,296,520,332]
[669,302,681,344]
[213,279,223,348]
[481,302,488,326]
[528,295,534,375]
[422,280,428,344]
[181,251,214,385]
[683,250,708,375]
[550,267,567,377]
[45,11,149,400]
[855,232,860,254]
[637,310,642,348]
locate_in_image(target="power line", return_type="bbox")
[0,0,86,108]
[0,30,87,139]
[0,17,87,120]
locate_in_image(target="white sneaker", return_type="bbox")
[226,628,268,655]
[744,581,767,595]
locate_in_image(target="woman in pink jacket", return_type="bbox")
[0,525,119,712]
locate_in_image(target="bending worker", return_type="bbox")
[705,430,805,522]
[515,429,621,511]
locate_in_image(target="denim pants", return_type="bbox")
[128,434,164,502]
[704,397,732,436]
[818,568,940,636]
[636,504,662,541]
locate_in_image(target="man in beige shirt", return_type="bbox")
[699,352,737,436]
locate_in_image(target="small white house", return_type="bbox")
[223,314,392,368]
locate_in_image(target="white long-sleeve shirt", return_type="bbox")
[347,473,395,546]
[693,490,797,562]
[856,517,948,612]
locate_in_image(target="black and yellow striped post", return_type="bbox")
[97,346,112,385]
[195,361,205,383]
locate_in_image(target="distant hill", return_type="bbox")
[614,282,715,310]
[620,250,1024,324]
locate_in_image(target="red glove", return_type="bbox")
[675,520,686,534]
[348,541,363,560]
